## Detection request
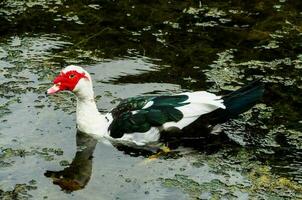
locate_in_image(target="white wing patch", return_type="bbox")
[142,101,154,109]
[117,127,160,146]
[162,91,225,130]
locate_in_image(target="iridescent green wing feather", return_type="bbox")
[108,95,189,138]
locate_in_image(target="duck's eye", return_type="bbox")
[69,74,75,79]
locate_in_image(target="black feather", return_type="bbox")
[108,95,189,138]
[203,80,265,124]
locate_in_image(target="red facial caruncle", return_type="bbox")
[47,70,88,94]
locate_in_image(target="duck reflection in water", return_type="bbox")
[43,131,161,192]
[44,131,97,192]
[44,126,238,192]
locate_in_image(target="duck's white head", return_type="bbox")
[47,65,93,98]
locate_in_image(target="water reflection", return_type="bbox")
[44,132,97,192]
[44,126,237,193]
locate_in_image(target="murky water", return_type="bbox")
[0,0,301,199]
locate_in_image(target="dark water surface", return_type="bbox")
[0,0,301,199]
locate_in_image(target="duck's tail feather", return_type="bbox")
[206,80,265,124]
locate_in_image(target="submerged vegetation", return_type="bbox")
[0,0,301,199]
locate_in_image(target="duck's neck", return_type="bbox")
[76,97,100,119]
[75,83,108,137]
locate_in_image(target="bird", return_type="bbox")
[47,65,264,150]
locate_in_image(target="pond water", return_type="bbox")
[0,0,301,199]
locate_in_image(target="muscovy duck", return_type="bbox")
[47,65,264,147]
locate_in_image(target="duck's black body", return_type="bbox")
[106,80,264,146]
[109,95,190,138]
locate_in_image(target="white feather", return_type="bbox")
[117,127,160,146]
[142,101,154,109]
[162,91,225,130]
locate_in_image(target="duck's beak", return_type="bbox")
[47,84,60,94]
